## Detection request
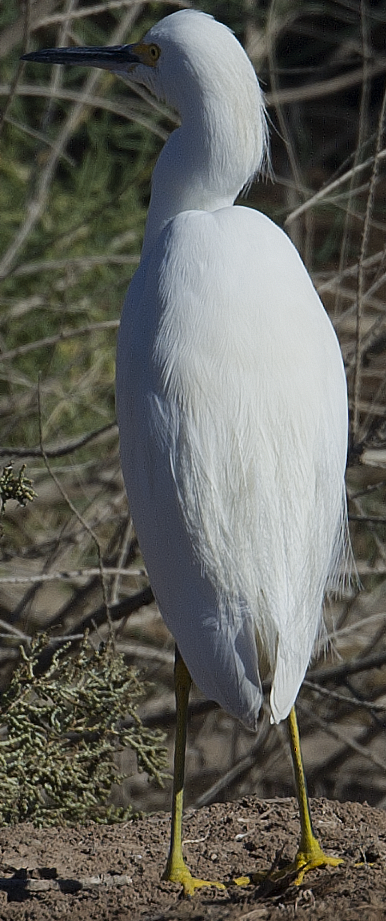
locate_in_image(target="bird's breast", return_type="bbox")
[116,204,349,726]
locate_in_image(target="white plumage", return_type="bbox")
[114,9,349,728]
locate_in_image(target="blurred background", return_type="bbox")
[1,0,386,818]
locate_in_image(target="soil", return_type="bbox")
[0,797,385,920]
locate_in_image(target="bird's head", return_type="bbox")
[22,9,268,228]
[22,9,264,124]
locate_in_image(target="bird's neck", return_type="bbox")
[142,95,264,257]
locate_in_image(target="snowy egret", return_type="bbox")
[23,10,349,894]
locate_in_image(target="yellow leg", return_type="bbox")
[287,705,343,885]
[162,647,225,896]
[234,705,343,889]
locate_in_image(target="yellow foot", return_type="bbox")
[162,859,226,897]
[232,875,254,887]
[292,837,343,885]
[233,838,343,890]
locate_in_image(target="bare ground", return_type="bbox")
[0,797,385,920]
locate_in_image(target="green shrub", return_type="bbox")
[0,632,168,826]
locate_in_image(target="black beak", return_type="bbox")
[21,44,141,71]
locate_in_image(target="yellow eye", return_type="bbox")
[132,41,161,66]
[148,43,160,62]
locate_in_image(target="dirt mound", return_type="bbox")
[0,797,384,920]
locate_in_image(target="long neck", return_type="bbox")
[141,82,266,257]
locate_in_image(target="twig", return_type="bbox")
[116,642,173,665]
[34,0,189,30]
[36,0,147,26]
[37,381,112,626]
[0,619,30,642]
[285,149,386,227]
[297,698,386,771]
[308,651,386,683]
[0,0,31,142]
[349,514,386,524]
[142,697,217,730]
[0,422,117,459]
[194,719,271,809]
[0,567,143,585]
[317,250,384,294]
[266,0,305,249]
[0,84,168,140]
[2,115,74,164]
[111,517,135,605]
[353,85,386,439]
[67,586,155,635]
[266,59,386,108]
[0,874,132,893]
[333,1,371,323]
[1,320,119,362]
[12,253,139,277]
[302,679,386,713]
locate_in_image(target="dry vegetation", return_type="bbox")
[0,0,386,828]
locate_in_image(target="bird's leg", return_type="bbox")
[234,705,342,890]
[287,705,343,885]
[162,646,225,896]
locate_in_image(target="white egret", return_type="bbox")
[23,10,349,895]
